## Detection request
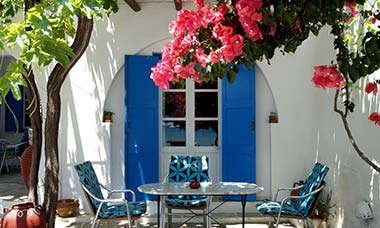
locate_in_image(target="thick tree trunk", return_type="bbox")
[42,14,93,227]
[43,91,61,228]
[23,71,43,204]
[24,0,42,206]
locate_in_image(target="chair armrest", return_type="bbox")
[108,189,136,202]
[99,183,137,202]
[274,184,304,201]
[276,183,325,222]
[82,184,132,204]
[5,141,28,149]
[82,184,134,223]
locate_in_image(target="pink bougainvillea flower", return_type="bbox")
[312,65,346,90]
[369,112,380,126]
[208,51,222,63]
[221,34,244,62]
[194,0,205,9]
[365,82,378,95]
[269,26,276,36]
[345,1,358,22]
[236,0,264,42]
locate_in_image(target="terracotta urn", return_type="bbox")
[1,202,46,228]
[20,145,33,188]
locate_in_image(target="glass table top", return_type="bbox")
[138,182,264,196]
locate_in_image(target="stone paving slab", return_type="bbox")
[0,175,298,228]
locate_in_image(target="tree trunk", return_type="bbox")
[43,90,61,228]
[23,71,43,204]
[42,14,94,227]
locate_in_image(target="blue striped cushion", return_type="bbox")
[256,163,329,218]
[99,201,147,218]
[293,163,329,216]
[256,201,301,216]
[75,161,147,218]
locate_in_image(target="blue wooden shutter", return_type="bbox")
[5,87,24,132]
[222,64,256,201]
[125,55,159,201]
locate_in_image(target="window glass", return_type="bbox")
[195,121,218,146]
[195,92,218,117]
[162,92,186,118]
[163,121,186,147]
[195,81,217,89]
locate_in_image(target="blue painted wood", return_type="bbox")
[5,87,24,132]
[222,64,256,201]
[125,55,159,201]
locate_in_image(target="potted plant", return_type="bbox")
[268,112,278,123]
[56,199,79,218]
[310,190,336,228]
[103,111,114,122]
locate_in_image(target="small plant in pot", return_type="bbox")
[103,111,114,122]
[311,190,336,228]
[56,199,79,218]
[268,112,278,123]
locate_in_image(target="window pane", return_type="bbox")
[195,92,217,117]
[195,121,218,146]
[163,121,186,147]
[162,92,186,117]
[195,80,217,89]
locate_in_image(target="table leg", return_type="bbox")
[157,196,161,228]
[241,195,247,228]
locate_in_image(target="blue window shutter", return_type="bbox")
[5,87,24,132]
[125,55,159,201]
[222,64,256,201]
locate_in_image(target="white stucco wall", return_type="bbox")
[30,2,380,227]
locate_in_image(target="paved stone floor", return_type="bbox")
[0,173,298,228]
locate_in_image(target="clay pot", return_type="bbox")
[1,202,46,228]
[21,145,33,188]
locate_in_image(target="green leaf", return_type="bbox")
[348,67,360,83]
[5,23,29,49]
[226,70,236,84]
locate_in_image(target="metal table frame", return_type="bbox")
[138,182,264,228]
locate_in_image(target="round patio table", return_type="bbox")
[138,182,264,228]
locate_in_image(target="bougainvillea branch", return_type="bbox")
[334,89,380,173]
[151,0,380,172]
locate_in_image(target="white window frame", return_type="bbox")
[159,79,221,154]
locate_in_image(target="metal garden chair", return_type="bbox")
[256,162,329,228]
[74,161,147,228]
[0,130,29,173]
[162,155,211,228]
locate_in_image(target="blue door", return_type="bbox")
[222,64,256,201]
[125,56,256,201]
[125,55,159,200]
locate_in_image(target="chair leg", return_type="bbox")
[203,208,207,228]
[168,208,172,228]
[0,153,6,174]
[160,204,166,228]
[91,218,99,228]
[267,218,275,228]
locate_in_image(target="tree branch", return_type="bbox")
[48,13,93,92]
[334,89,380,173]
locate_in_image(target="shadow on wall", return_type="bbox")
[312,75,380,228]
[59,17,118,204]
